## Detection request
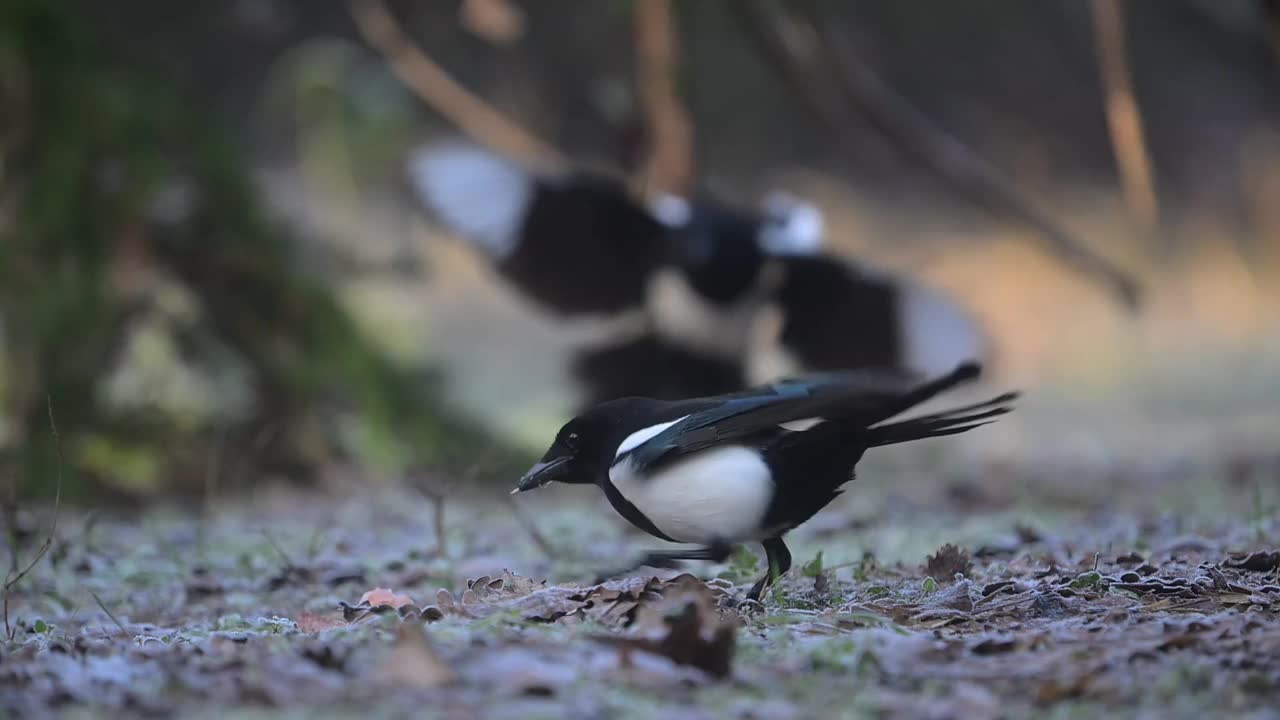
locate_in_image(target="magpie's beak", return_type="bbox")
[512,456,571,494]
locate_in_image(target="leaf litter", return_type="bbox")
[2,467,1279,719]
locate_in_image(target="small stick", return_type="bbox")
[504,494,554,559]
[3,398,64,640]
[89,590,129,638]
[261,530,299,573]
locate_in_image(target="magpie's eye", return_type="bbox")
[564,432,579,449]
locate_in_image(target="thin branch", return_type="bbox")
[431,491,447,557]
[632,0,695,199]
[1089,0,1159,239]
[729,0,864,149]
[1265,0,1280,64]
[504,494,554,559]
[412,484,449,557]
[89,590,129,638]
[3,397,64,641]
[260,529,299,573]
[731,0,1142,309]
[458,0,525,47]
[347,0,563,173]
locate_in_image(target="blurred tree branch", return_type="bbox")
[632,0,694,199]
[1090,0,1160,243]
[1264,0,1280,64]
[731,0,1143,309]
[458,0,525,47]
[347,0,562,173]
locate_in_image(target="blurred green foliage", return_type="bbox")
[0,1,529,501]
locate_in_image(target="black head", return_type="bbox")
[512,401,642,493]
[669,198,767,304]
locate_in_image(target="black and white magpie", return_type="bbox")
[512,361,1016,601]
[405,141,824,320]
[408,140,987,403]
[643,190,989,385]
[406,140,670,318]
[570,332,749,410]
[754,254,990,382]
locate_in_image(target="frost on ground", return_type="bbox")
[4,462,1279,720]
[4,380,1280,719]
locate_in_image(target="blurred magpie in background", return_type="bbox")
[512,361,1017,600]
[407,139,990,408]
[407,140,668,318]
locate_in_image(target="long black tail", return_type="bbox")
[866,391,1018,447]
[860,361,983,428]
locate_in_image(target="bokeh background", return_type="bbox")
[3,0,1279,512]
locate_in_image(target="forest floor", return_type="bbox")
[4,398,1280,720]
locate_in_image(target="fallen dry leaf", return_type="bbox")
[1224,550,1280,573]
[297,612,347,633]
[360,588,415,609]
[597,574,735,679]
[926,544,974,580]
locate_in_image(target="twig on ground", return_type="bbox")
[504,494,555,559]
[261,530,299,573]
[412,484,450,558]
[3,398,64,641]
[89,590,129,638]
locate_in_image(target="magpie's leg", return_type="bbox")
[593,541,734,583]
[746,537,792,602]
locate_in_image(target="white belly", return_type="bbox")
[609,446,774,544]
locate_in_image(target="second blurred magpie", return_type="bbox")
[512,361,1016,600]
[406,140,824,326]
[407,141,668,317]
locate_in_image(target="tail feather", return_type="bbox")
[869,420,998,446]
[867,391,1016,447]
[890,391,1020,426]
[861,361,983,428]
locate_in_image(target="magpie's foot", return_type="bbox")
[746,570,786,603]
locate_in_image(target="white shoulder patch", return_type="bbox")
[899,279,986,377]
[614,415,689,459]
[778,417,825,431]
[406,142,535,260]
[648,193,693,228]
[758,192,825,256]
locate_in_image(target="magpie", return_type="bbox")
[756,255,989,382]
[407,140,984,399]
[405,140,823,323]
[648,192,988,383]
[512,361,1016,601]
[570,332,749,410]
[406,140,669,318]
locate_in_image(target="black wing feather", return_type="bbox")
[622,365,973,474]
